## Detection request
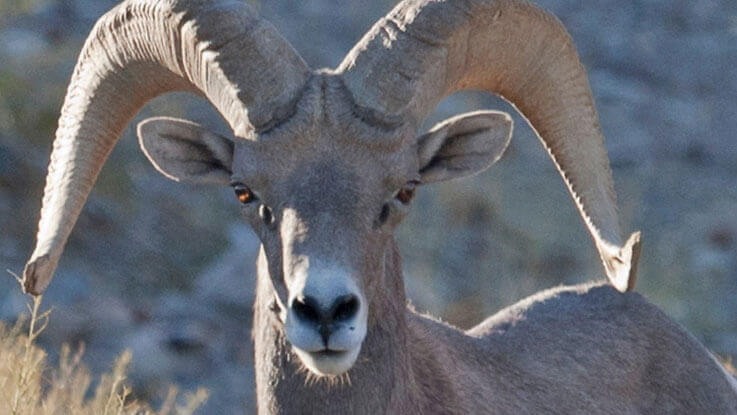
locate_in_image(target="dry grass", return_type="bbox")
[0,295,207,415]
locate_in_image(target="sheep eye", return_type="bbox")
[395,186,416,204]
[233,184,256,204]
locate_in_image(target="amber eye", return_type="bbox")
[233,184,256,204]
[395,186,415,204]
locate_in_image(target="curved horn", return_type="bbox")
[339,0,640,292]
[22,0,310,295]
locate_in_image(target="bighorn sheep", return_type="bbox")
[21,0,737,413]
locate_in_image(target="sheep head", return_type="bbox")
[22,0,640,377]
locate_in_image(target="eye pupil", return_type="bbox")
[396,187,415,204]
[234,185,255,204]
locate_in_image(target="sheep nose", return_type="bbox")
[291,294,361,342]
[292,294,360,324]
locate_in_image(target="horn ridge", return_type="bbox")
[340,0,640,291]
[22,0,309,294]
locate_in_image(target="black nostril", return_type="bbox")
[292,296,321,323]
[331,294,360,322]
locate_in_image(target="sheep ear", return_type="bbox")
[417,110,513,184]
[137,117,234,185]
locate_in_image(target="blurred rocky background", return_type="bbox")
[1,0,735,413]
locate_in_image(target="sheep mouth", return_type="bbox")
[313,349,348,358]
[294,346,361,376]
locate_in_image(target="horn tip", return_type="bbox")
[606,231,642,293]
[21,255,55,296]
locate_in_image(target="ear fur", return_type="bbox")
[417,110,513,184]
[137,117,234,185]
